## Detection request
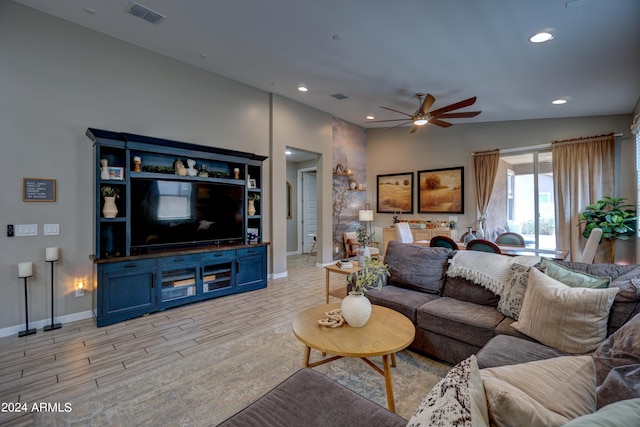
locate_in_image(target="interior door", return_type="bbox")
[302,171,317,253]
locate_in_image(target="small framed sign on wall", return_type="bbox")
[23,178,56,202]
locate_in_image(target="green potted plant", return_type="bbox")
[342,258,390,327]
[578,196,637,263]
[247,193,260,216]
[100,186,120,218]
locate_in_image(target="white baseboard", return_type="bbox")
[270,271,288,279]
[0,310,94,338]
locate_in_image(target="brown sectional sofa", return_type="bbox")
[365,241,640,366]
[220,241,640,425]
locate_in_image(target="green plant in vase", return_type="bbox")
[100,186,120,198]
[347,257,390,294]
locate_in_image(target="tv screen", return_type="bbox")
[131,179,244,249]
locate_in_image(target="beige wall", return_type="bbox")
[367,115,637,262]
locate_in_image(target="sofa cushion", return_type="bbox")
[562,398,640,427]
[384,241,451,294]
[494,316,534,340]
[480,356,596,427]
[442,275,500,306]
[596,364,640,409]
[496,263,532,320]
[593,312,640,384]
[476,334,570,369]
[364,285,439,323]
[417,297,504,348]
[512,268,618,354]
[407,355,489,427]
[217,368,407,427]
[540,259,610,288]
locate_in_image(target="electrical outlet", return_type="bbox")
[7,224,14,237]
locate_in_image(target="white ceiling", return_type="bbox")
[13,0,640,129]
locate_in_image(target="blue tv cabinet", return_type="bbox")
[86,128,268,326]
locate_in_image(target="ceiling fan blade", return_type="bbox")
[418,93,436,115]
[430,118,453,128]
[435,111,482,119]
[384,120,412,130]
[379,106,413,117]
[410,125,420,134]
[429,96,477,116]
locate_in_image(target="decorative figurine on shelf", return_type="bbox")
[198,165,209,177]
[234,168,240,180]
[132,156,142,172]
[100,159,110,180]
[186,159,198,176]
[174,159,187,176]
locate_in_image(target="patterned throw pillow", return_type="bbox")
[497,263,532,320]
[407,355,489,427]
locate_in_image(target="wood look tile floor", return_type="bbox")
[0,255,341,426]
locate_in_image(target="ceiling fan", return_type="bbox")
[369,93,481,133]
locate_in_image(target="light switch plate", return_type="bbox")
[15,224,38,236]
[44,224,60,235]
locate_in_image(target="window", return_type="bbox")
[497,150,555,250]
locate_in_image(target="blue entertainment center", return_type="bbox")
[87,128,268,326]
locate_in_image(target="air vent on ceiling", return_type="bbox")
[331,93,350,100]
[128,2,166,24]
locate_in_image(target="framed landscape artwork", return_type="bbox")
[418,167,464,214]
[376,172,413,213]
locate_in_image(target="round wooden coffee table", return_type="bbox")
[292,303,415,412]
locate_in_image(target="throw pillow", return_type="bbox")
[512,268,618,354]
[480,355,596,427]
[496,263,531,320]
[540,259,610,288]
[561,398,640,427]
[407,355,489,427]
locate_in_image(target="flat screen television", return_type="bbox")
[130,179,244,251]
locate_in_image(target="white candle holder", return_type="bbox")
[44,248,62,331]
[18,262,36,337]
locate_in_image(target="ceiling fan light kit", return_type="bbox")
[370,92,482,133]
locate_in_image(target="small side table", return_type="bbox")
[323,262,362,303]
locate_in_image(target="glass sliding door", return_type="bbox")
[496,150,555,251]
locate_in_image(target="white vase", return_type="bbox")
[102,196,118,218]
[248,199,256,216]
[356,246,371,266]
[341,291,372,327]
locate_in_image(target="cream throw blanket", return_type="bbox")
[447,251,541,296]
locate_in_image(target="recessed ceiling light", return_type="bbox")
[552,99,568,105]
[529,32,554,43]
[298,86,308,92]
[285,150,292,155]
[366,115,375,120]
[84,8,96,15]
[198,53,208,58]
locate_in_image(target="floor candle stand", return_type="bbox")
[18,261,36,337]
[43,249,62,331]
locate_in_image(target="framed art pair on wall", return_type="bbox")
[376,167,464,214]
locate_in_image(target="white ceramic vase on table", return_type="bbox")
[341,291,372,327]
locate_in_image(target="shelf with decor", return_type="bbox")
[87,128,269,326]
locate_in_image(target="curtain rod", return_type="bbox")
[471,133,624,156]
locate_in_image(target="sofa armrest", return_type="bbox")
[218,368,407,426]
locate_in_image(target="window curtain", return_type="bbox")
[473,149,500,237]
[553,134,615,261]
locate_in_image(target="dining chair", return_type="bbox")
[465,239,502,254]
[495,232,526,247]
[430,235,459,250]
[394,222,428,245]
[580,228,602,264]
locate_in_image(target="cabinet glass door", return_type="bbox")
[202,262,233,294]
[161,267,197,302]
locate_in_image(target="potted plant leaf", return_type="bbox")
[578,196,637,263]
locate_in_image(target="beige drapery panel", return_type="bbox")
[552,134,615,261]
[473,149,500,236]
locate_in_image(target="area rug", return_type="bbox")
[36,320,450,426]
